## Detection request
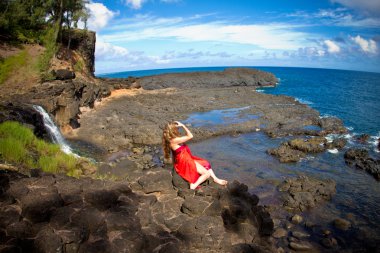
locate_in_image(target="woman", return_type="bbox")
[162,121,228,189]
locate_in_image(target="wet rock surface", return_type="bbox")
[71,85,328,153]
[268,135,348,163]
[278,176,336,211]
[344,148,380,180]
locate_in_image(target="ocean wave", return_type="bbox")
[319,114,335,119]
[369,133,380,152]
[256,89,265,93]
[301,155,315,161]
[325,135,335,143]
[294,97,314,105]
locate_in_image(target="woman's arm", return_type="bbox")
[170,121,193,145]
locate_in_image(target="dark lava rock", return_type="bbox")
[84,189,119,211]
[138,170,173,193]
[139,67,278,90]
[333,218,351,231]
[344,148,369,162]
[278,175,336,211]
[230,243,271,253]
[20,187,63,223]
[320,237,338,249]
[318,117,347,134]
[220,181,273,236]
[356,134,370,143]
[181,195,211,216]
[172,168,189,189]
[289,241,313,251]
[325,138,347,150]
[254,206,274,236]
[288,137,327,153]
[0,170,154,253]
[34,227,63,253]
[267,143,306,163]
[52,69,76,80]
[344,148,380,180]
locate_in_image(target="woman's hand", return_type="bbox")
[175,121,185,127]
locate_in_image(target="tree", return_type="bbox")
[62,0,89,49]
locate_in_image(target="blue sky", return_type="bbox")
[84,0,380,74]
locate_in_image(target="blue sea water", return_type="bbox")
[99,66,380,138]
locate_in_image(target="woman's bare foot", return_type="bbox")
[214,178,228,186]
[190,183,197,190]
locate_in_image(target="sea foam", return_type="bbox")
[294,97,314,105]
[327,149,339,154]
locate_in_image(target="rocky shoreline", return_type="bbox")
[1,66,379,252]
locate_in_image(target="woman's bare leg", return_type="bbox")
[208,169,228,186]
[190,162,211,189]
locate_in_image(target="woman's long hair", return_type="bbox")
[162,122,181,160]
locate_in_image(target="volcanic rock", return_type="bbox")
[344,148,380,180]
[279,176,336,211]
[318,117,347,134]
[52,69,76,80]
[267,143,306,163]
[139,67,278,90]
[288,137,327,153]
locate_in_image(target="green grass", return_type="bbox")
[0,137,27,164]
[38,25,58,81]
[0,49,28,84]
[0,121,91,176]
[73,57,84,73]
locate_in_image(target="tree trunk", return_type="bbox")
[55,0,64,43]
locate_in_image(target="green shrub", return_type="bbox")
[38,26,57,80]
[38,155,59,173]
[73,58,84,72]
[34,138,60,155]
[56,153,77,172]
[0,137,27,164]
[0,121,34,146]
[0,121,90,177]
[0,50,28,84]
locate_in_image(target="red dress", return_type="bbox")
[172,144,211,183]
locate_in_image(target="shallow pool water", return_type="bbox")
[183,106,260,127]
[189,132,380,239]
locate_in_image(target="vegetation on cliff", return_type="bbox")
[0,121,90,177]
[0,49,28,84]
[0,0,90,82]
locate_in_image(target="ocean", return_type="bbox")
[100,66,380,248]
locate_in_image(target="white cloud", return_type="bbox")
[124,0,180,9]
[331,0,380,17]
[284,47,326,59]
[351,35,378,54]
[86,3,116,31]
[101,15,311,50]
[287,8,380,28]
[324,40,341,53]
[125,0,146,9]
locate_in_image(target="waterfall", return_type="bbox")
[33,105,76,156]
